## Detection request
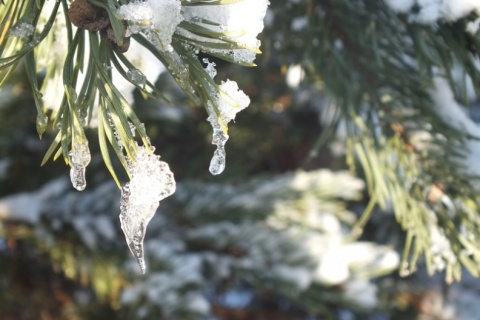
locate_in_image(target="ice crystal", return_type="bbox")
[203,58,217,79]
[69,141,91,168]
[36,113,48,138]
[127,68,147,87]
[9,22,35,39]
[206,80,249,175]
[68,141,91,191]
[120,146,176,273]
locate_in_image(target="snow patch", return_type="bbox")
[384,0,480,23]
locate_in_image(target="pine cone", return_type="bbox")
[68,0,110,31]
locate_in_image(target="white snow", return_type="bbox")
[185,292,210,313]
[343,279,378,309]
[118,0,183,50]
[181,0,270,64]
[273,265,313,290]
[314,242,400,285]
[384,0,480,23]
[429,77,480,182]
[0,178,68,224]
[466,18,480,34]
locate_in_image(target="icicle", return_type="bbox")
[209,146,226,175]
[68,141,91,191]
[70,166,86,191]
[119,147,176,273]
[205,80,249,176]
[208,127,228,175]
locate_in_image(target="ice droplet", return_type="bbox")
[70,166,86,191]
[127,68,146,87]
[69,141,91,168]
[205,79,249,176]
[209,147,226,175]
[203,58,217,79]
[36,113,48,138]
[9,22,34,39]
[119,147,176,273]
[211,128,228,146]
[68,141,91,191]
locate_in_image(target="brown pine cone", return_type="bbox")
[68,0,110,31]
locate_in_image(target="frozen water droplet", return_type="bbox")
[10,22,34,39]
[119,147,176,273]
[127,68,146,87]
[209,147,226,175]
[36,113,48,138]
[120,185,151,274]
[70,166,86,191]
[203,58,217,79]
[212,128,228,147]
[69,141,91,191]
[69,141,91,168]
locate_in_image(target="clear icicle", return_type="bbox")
[207,123,229,175]
[119,147,176,273]
[209,146,226,175]
[205,80,249,176]
[68,141,91,191]
[70,166,86,191]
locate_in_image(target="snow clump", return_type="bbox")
[117,0,183,50]
[384,0,480,23]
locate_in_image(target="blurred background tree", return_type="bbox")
[3,0,480,319]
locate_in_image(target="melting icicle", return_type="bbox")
[70,166,86,191]
[119,147,176,273]
[208,127,228,175]
[205,80,250,175]
[209,147,226,175]
[68,141,91,191]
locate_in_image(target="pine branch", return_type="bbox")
[292,0,480,280]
